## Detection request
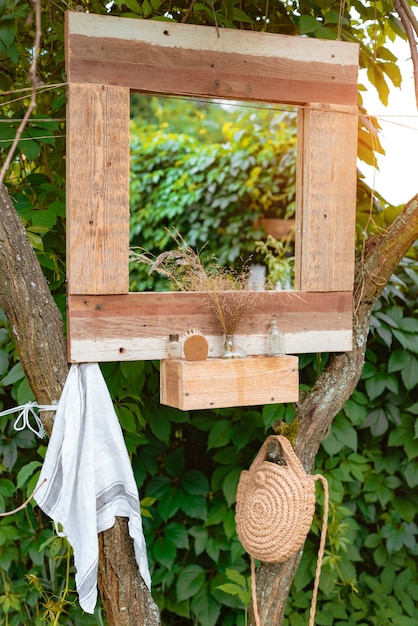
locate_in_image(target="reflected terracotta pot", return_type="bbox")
[254,218,296,241]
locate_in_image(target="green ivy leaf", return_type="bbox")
[16,377,34,405]
[16,461,41,490]
[217,582,242,596]
[0,362,24,386]
[19,138,41,161]
[365,370,389,401]
[404,461,418,489]
[401,354,418,390]
[298,15,320,33]
[344,397,368,425]
[190,582,221,626]
[393,329,418,353]
[373,545,388,567]
[232,7,253,23]
[405,438,418,462]
[222,508,236,540]
[0,479,15,502]
[222,466,242,507]
[206,536,221,562]
[406,401,418,415]
[189,526,208,556]
[207,420,234,450]
[362,408,388,437]
[165,522,189,550]
[117,406,137,433]
[158,487,182,521]
[262,403,285,429]
[364,533,381,549]
[164,595,190,618]
[165,448,185,477]
[153,535,177,569]
[182,469,209,495]
[147,475,171,498]
[149,412,170,443]
[180,493,207,520]
[323,413,357,454]
[388,349,408,373]
[224,568,247,588]
[176,565,206,602]
[0,23,15,49]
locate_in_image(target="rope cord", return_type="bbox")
[0,478,47,518]
[251,556,261,626]
[309,474,329,626]
[0,401,58,438]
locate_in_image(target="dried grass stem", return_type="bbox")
[130,231,256,336]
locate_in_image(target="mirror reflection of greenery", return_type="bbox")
[254,235,294,289]
[129,95,297,291]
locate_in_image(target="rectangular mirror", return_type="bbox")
[129,94,297,293]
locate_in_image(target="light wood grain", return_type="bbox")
[65,12,359,360]
[66,83,130,295]
[65,12,358,106]
[295,104,358,292]
[160,356,299,410]
[67,292,353,362]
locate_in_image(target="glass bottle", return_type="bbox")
[266,319,285,356]
[222,334,247,359]
[167,334,182,358]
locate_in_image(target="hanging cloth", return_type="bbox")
[34,363,151,614]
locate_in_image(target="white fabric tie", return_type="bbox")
[34,363,151,613]
[0,401,58,438]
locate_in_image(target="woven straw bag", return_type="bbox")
[235,435,328,626]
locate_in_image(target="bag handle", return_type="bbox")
[250,435,308,481]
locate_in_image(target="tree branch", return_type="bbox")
[253,193,418,625]
[0,184,68,434]
[0,0,41,185]
[296,192,418,469]
[397,0,418,37]
[181,0,198,23]
[394,0,418,108]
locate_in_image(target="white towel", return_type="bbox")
[34,363,151,613]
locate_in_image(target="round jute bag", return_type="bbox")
[235,435,329,626]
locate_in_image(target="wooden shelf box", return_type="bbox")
[160,356,299,411]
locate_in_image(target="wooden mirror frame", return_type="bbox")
[65,11,359,363]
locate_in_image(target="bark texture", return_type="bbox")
[254,193,418,625]
[0,184,68,435]
[98,518,161,626]
[0,184,160,625]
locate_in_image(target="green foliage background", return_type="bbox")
[1,0,417,625]
[129,97,297,290]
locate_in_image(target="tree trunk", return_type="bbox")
[254,193,418,624]
[0,184,160,625]
[0,185,68,435]
[98,517,161,626]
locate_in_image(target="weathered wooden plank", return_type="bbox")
[295,104,358,292]
[66,83,130,295]
[67,292,353,362]
[65,12,359,106]
[160,356,299,410]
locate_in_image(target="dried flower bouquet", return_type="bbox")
[130,230,257,337]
